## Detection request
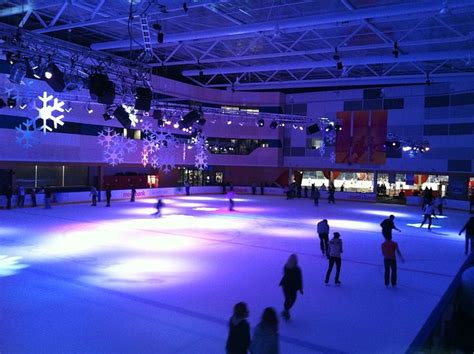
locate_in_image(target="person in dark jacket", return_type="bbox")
[44,186,52,209]
[130,185,136,202]
[225,302,250,354]
[5,185,13,209]
[279,254,303,321]
[459,217,474,255]
[313,187,320,206]
[105,185,112,207]
[250,307,279,354]
[90,186,98,206]
[30,188,37,207]
[325,232,343,285]
[317,219,330,256]
[380,215,401,239]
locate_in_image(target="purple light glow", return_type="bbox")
[359,210,412,218]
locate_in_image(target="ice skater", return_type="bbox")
[227,190,235,211]
[44,186,52,209]
[325,232,343,285]
[434,195,446,215]
[381,234,404,288]
[130,185,136,202]
[313,187,320,206]
[328,184,336,204]
[90,186,98,206]
[279,254,303,321]
[459,216,474,255]
[225,302,250,354]
[184,181,190,196]
[317,219,330,256]
[250,307,279,354]
[420,202,436,231]
[154,199,163,217]
[380,215,401,239]
[105,185,112,207]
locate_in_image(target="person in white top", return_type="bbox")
[325,232,343,285]
[420,202,436,231]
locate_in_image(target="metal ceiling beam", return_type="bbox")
[206,73,474,91]
[33,0,225,34]
[91,0,474,51]
[182,50,473,76]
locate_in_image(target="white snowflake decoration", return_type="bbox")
[193,132,209,170]
[123,105,139,127]
[15,119,39,149]
[139,118,154,133]
[97,127,119,149]
[319,140,326,156]
[35,92,65,133]
[325,130,336,144]
[195,151,208,170]
[141,127,178,173]
[103,149,124,166]
[112,135,137,155]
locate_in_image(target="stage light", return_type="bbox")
[238,120,245,126]
[269,121,278,129]
[299,126,304,131]
[173,122,179,129]
[158,32,164,44]
[7,96,16,109]
[279,122,285,127]
[9,61,27,84]
[226,118,232,125]
[325,123,334,132]
[402,146,412,152]
[44,61,66,92]
[6,52,16,65]
[86,103,94,114]
[257,119,265,127]
[334,124,342,132]
[292,124,298,129]
[44,64,53,79]
[336,61,343,70]
[103,112,112,121]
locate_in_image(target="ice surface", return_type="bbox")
[0,195,469,353]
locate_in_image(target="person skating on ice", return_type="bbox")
[380,215,401,240]
[90,185,98,206]
[105,185,112,207]
[325,232,343,285]
[225,302,250,354]
[313,187,320,206]
[381,234,404,288]
[279,254,303,321]
[420,202,436,231]
[250,307,279,354]
[317,219,330,256]
[130,185,136,202]
[154,199,163,217]
[459,216,474,255]
[227,190,235,211]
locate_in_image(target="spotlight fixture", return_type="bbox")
[9,61,27,84]
[86,103,94,114]
[425,73,431,85]
[333,47,343,70]
[102,112,112,121]
[334,124,342,132]
[279,122,285,127]
[402,146,412,152]
[325,123,334,132]
[299,126,304,131]
[6,52,16,65]
[238,120,245,126]
[158,31,164,44]
[269,121,278,129]
[173,122,180,129]
[292,124,298,130]
[257,119,265,127]
[226,118,233,125]
[385,140,400,148]
[7,96,16,109]
[44,60,66,92]
[392,42,399,58]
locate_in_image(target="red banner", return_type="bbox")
[335,112,352,163]
[351,111,369,164]
[369,110,388,164]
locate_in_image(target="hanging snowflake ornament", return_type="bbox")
[15,119,39,149]
[325,130,336,144]
[123,105,139,127]
[156,150,176,173]
[141,150,149,167]
[112,135,137,155]
[34,91,65,133]
[97,127,119,149]
[103,149,124,166]
[195,151,208,170]
[319,140,326,156]
[139,117,154,133]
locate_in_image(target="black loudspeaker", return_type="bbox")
[135,87,152,111]
[114,106,130,128]
[89,74,115,104]
[180,110,200,129]
[306,123,320,134]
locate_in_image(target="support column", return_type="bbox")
[373,171,378,193]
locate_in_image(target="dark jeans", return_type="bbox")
[465,235,474,254]
[229,199,234,211]
[384,258,397,286]
[382,230,391,239]
[325,256,341,283]
[31,195,37,207]
[106,196,111,206]
[318,233,329,255]
[314,197,319,206]
[185,187,190,196]
[420,214,432,229]
[283,288,298,311]
[92,195,97,206]
[18,196,25,208]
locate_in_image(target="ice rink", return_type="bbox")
[0,195,469,353]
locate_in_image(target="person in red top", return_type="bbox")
[381,234,404,287]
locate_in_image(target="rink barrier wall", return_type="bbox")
[407,196,471,211]
[0,187,380,207]
[407,255,474,353]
